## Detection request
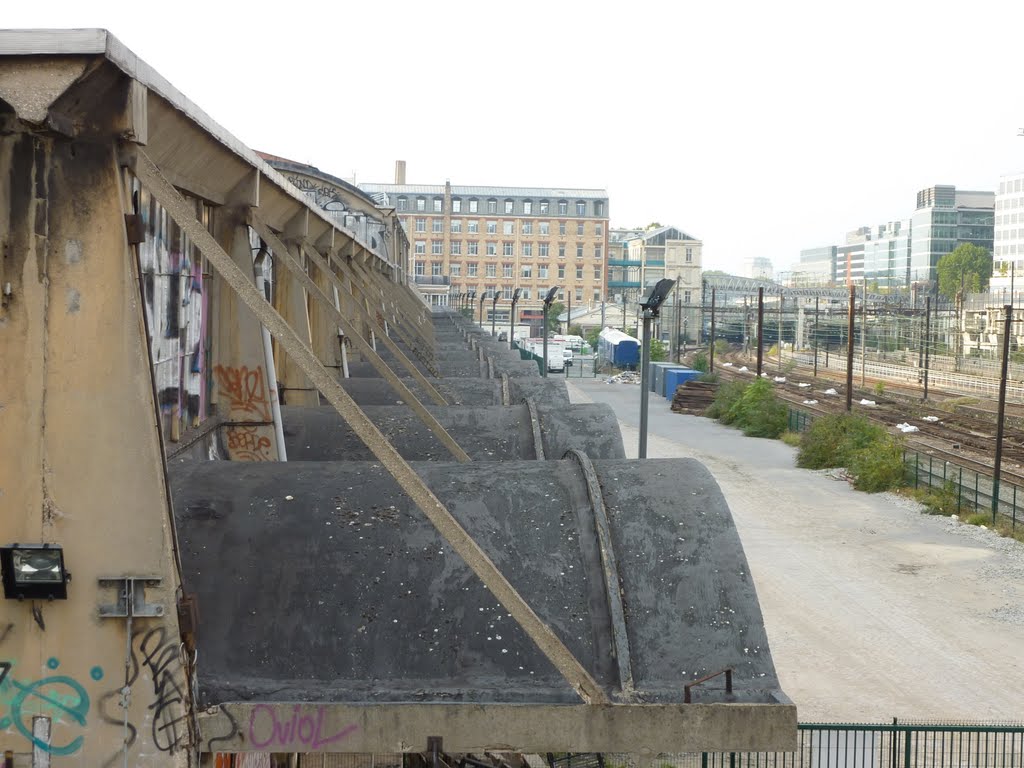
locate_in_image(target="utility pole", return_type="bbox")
[709,288,716,373]
[861,281,867,388]
[778,289,783,372]
[846,285,855,411]
[813,296,819,377]
[993,304,1013,522]
[756,287,765,377]
[923,296,931,401]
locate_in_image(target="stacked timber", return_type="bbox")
[670,380,717,414]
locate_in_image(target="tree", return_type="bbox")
[650,338,667,362]
[936,243,992,301]
[544,301,565,332]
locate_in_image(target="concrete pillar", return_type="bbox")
[271,242,319,406]
[208,214,284,461]
[308,257,343,378]
[0,134,189,766]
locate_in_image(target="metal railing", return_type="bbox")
[605,722,1024,768]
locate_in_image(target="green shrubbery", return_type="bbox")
[691,350,708,372]
[707,378,788,438]
[797,413,906,493]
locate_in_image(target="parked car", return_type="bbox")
[563,349,574,367]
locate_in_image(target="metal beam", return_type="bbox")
[130,146,605,705]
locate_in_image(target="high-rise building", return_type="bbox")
[743,257,774,280]
[862,220,911,290]
[909,185,993,287]
[361,178,609,319]
[990,172,1024,299]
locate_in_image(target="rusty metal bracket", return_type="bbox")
[684,667,733,703]
[98,577,163,618]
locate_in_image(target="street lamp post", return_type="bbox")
[509,288,521,350]
[639,278,676,459]
[479,292,486,327]
[542,286,558,378]
[491,290,500,336]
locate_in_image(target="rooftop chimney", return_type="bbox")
[395,160,406,185]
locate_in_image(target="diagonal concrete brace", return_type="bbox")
[247,216,470,463]
[128,146,606,705]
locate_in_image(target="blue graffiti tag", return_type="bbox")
[0,662,92,756]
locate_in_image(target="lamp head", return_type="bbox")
[543,286,559,306]
[639,278,676,314]
[512,288,522,303]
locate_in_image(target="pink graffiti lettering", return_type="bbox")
[248,704,358,750]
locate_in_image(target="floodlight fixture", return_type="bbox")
[1,543,70,600]
[543,286,559,306]
[511,288,522,302]
[639,278,676,315]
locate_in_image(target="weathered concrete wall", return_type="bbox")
[0,133,190,766]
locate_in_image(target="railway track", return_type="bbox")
[706,351,1024,487]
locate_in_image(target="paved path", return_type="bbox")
[567,377,1024,722]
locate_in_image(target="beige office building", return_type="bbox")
[362,179,610,322]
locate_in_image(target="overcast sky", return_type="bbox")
[7,1,1024,275]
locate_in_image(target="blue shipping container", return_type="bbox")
[664,368,702,398]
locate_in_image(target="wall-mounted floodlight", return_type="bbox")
[1,544,71,600]
[639,278,677,316]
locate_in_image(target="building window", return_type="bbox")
[575,288,583,301]
[486,263,497,278]
[539,221,550,236]
[487,220,498,234]
[523,200,533,215]
[576,222,584,236]
[487,242,497,255]
[452,198,462,213]
[594,266,602,279]
[415,217,426,232]
[559,222,567,236]
[595,201,604,217]
[504,199,514,214]
[559,244,566,258]
[433,197,443,213]
[468,220,479,233]
[540,200,550,214]
[522,265,532,278]
[450,264,461,276]
[595,223,603,236]
[686,247,693,262]
[539,265,549,279]
[576,244,584,259]
[416,197,426,211]
[521,288,532,300]
[451,241,462,255]
[523,243,533,257]
[523,221,533,235]
[576,266,584,279]
[432,262,443,276]
[432,240,443,255]
[503,222,515,235]
[558,200,568,215]
[558,289,565,300]
[503,287,514,299]
[451,220,462,233]
[558,265,565,279]
[539,243,549,258]
[469,199,479,213]
[503,242,514,256]
[414,240,426,255]
[594,245,603,259]
[397,196,407,211]
[414,261,425,276]
[468,241,479,255]
[503,263,513,278]
[468,263,478,276]
[593,289,601,302]
[487,198,498,213]
[432,219,443,233]
[684,290,692,303]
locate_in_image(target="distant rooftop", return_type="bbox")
[360,183,607,199]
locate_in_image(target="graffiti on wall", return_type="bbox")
[213,364,274,460]
[1,626,194,761]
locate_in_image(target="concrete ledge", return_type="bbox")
[199,701,798,754]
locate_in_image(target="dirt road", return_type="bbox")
[567,377,1024,722]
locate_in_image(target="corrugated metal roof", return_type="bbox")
[360,183,607,199]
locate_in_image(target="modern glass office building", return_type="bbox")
[909,185,993,287]
[990,172,1024,299]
